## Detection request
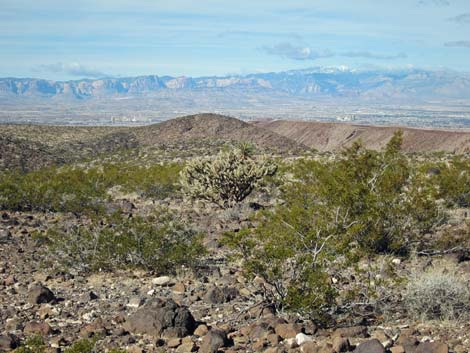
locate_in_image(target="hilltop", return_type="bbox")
[0,114,304,171]
[2,114,470,172]
[254,119,470,154]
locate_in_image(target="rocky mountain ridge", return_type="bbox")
[2,68,470,101]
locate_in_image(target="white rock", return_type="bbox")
[296,333,314,346]
[147,289,155,296]
[392,258,401,265]
[152,276,171,286]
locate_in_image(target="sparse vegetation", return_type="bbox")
[180,143,277,208]
[13,336,46,353]
[0,162,181,214]
[44,209,205,273]
[404,265,470,321]
[225,132,445,322]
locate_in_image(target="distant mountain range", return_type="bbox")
[2,68,470,101]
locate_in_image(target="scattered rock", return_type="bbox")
[203,285,238,304]
[194,324,209,337]
[354,339,385,353]
[199,329,231,353]
[167,338,182,348]
[0,334,20,352]
[334,326,368,338]
[296,333,313,346]
[123,298,196,338]
[390,346,405,353]
[152,276,172,286]
[28,284,55,304]
[416,342,448,353]
[333,337,350,353]
[23,321,52,336]
[274,323,302,339]
[127,296,145,308]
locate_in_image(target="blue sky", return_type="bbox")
[1,0,470,80]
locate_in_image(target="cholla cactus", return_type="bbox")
[180,145,277,208]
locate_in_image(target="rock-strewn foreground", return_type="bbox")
[1,206,469,353]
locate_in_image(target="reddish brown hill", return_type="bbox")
[253,120,470,153]
[134,113,306,153]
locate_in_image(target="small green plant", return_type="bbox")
[180,144,277,208]
[404,266,470,321]
[64,338,96,353]
[13,336,46,353]
[45,209,206,273]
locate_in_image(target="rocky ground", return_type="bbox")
[1,115,469,353]
[1,202,469,353]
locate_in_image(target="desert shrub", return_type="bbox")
[180,144,277,208]
[64,339,96,353]
[432,156,470,208]
[13,336,46,353]
[404,266,470,321]
[0,167,108,214]
[45,209,205,273]
[93,162,182,199]
[225,132,442,323]
[0,162,181,214]
[281,131,440,255]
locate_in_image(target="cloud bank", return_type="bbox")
[448,13,470,24]
[417,0,450,6]
[33,62,109,78]
[262,43,407,61]
[444,41,470,48]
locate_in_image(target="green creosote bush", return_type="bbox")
[45,209,205,273]
[63,338,97,353]
[404,266,470,321]
[13,336,46,353]
[179,143,277,208]
[432,156,470,208]
[0,162,181,214]
[224,131,442,324]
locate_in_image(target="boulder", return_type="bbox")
[334,326,368,338]
[203,285,238,304]
[416,342,448,353]
[123,298,195,338]
[199,329,231,353]
[152,276,172,286]
[354,339,385,353]
[296,333,314,346]
[23,321,52,336]
[274,323,302,339]
[27,284,55,305]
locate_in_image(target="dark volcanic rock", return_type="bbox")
[27,284,55,304]
[203,285,239,304]
[123,298,196,338]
